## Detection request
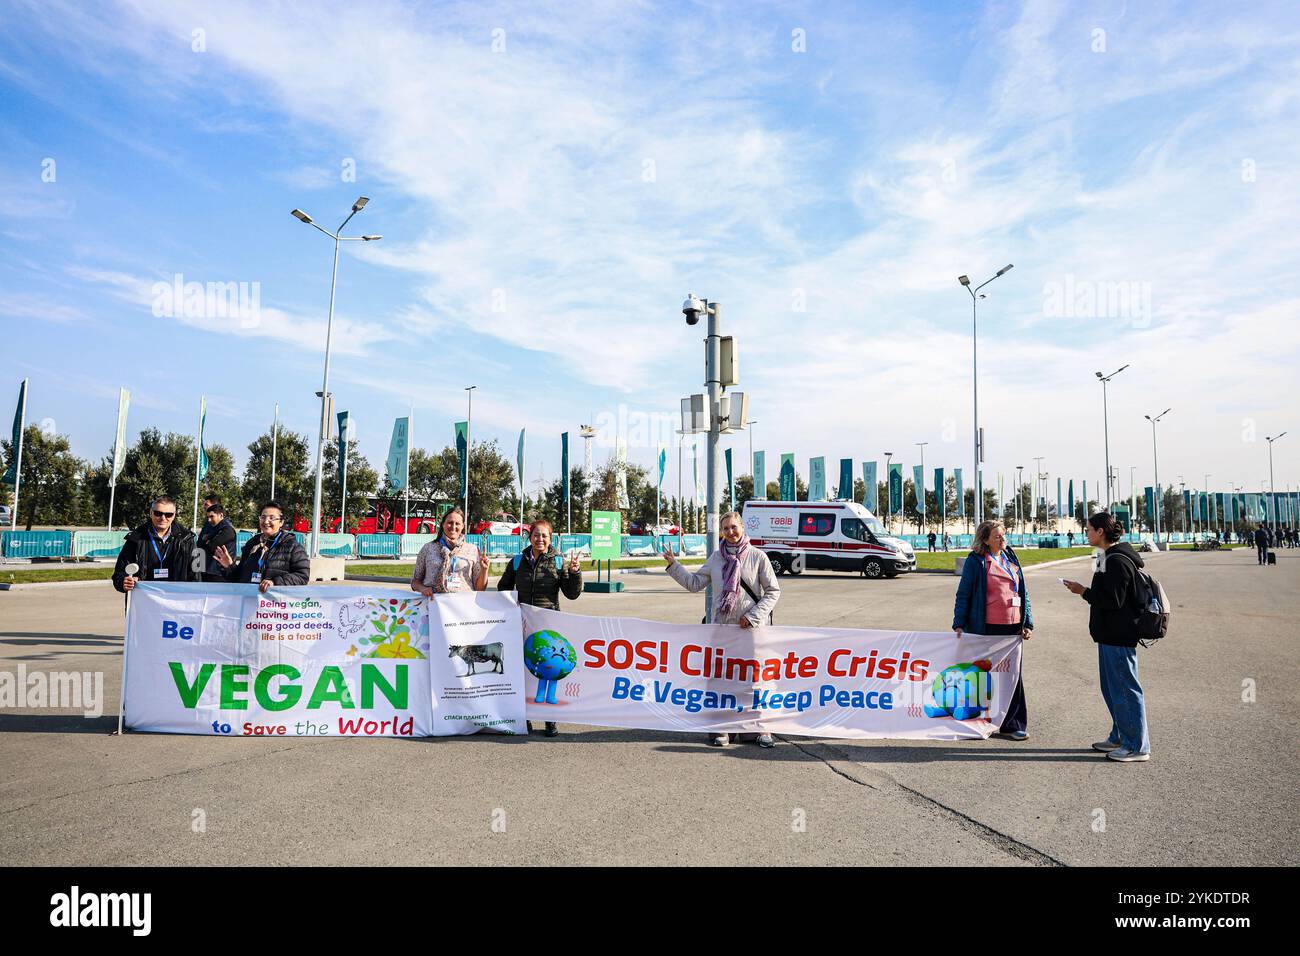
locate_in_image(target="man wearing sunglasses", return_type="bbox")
[213,500,310,593]
[112,495,200,594]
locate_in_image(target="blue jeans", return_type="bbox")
[1098,644,1149,753]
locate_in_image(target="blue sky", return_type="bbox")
[2,0,1298,504]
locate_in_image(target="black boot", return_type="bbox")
[544,721,559,737]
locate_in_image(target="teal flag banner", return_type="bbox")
[196,396,209,483]
[387,417,409,492]
[336,410,349,489]
[955,468,964,518]
[913,465,925,517]
[455,421,468,502]
[863,461,878,513]
[562,432,570,503]
[2,379,27,486]
[838,458,853,500]
[779,453,795,500]
[725,448,734,507]
[809,457,826,501]
[753,451,766,500]
[888,463,903,513]
[934,468,945,521]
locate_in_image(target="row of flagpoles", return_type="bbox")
[3,379,1298,535]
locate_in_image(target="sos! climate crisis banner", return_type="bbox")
[521,605,1021,739]
[124,583,441,737]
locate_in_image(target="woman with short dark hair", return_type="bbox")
[952,519,1033,739]
[1062,512,1151,762]
[497,517,583,737]
[213,500,310,592]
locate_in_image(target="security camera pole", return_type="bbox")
[290,197,381,558]
[681,293,724,622]
[958,265,1013,523]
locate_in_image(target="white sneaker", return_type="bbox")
[756,733,776,748]
[1105,748,1150,762]
[1091,740,1121,752]
[710,733,730,747]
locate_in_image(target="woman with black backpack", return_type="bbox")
[1062,512,1151,763]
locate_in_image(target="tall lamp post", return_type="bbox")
[1033,455,1045,530]
[1177,476,1187,536]
[290,198,381,558]
[884,451,893,532]
[1096,365,1129,507]
[959,264,1013,524]
[1015,464,1024,536]
[464,386,476,522]
[915,441,928,532]
[1145,408,1172,547]
[1265,432,1287,526]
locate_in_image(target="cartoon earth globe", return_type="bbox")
[523,629,577,682]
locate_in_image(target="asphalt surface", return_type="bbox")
[1,547,1295,867]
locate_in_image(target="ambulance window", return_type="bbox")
[799,513,835,536]
[841,518,869,541]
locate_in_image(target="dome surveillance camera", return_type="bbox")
[681,293,705,325]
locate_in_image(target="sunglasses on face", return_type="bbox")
[153,511,176,519]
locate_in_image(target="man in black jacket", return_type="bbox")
[1254,524,1269,565]
[112,495,200,593]
[213,500,311,593]
[196,502,238,582]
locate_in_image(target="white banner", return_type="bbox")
[125,584,434,737]
[521,606,1021,739]
[426,591,527,735]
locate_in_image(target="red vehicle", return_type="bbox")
[292,497,455,535]
[470,513,530,536]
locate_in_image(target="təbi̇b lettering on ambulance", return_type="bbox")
[741,500,916,579]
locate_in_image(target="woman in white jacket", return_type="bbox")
[662,511,781,748]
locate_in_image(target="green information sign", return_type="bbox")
[591,511,621,559]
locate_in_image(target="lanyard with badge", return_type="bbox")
[992,551,1021,607]
[251,531,283,585]
[148,533,171,580]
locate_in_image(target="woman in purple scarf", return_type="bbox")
[663,511,781,747]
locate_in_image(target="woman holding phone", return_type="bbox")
[952,519,1033,739]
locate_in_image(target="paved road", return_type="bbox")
[1,547,1295,866]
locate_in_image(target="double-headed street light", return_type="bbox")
[1265,432,1287,525]
[291,197,381,558]
[1096,365,1129,506]
[1145,408,1172,547]
[959,264,1013,523]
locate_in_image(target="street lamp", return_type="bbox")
[915,441,928,532]
[959,264,1013,524]
[1033,456,1045,530]
[1096,365,1129,507]
[884,451,893,531]
[464,386,476,522]
[747,420,759,501]
[291,196,381,558]
[1015,465,1024,536]
[1144,408,1172,547]
[1265,432,1287,526]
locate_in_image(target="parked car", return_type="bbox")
[741,499,916,579]
[470,513,530,536]
[0,505,12,526]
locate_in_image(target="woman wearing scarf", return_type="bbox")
[951,519,1033,739]
[662,510,781,748]
[411,508,490,596]
[214,500,311,593]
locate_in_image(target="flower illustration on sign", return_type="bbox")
[346,597,429,659]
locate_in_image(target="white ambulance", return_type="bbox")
[741,500,917,579]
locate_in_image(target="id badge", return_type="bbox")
[153,568,169,580]
[1010,596,1022,608]
[250,572,262,584]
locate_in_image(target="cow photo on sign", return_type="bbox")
[447,642,506,677]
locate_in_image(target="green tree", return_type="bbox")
[322,439,379,533]
[0,426,88,529]
[243,428,311,529]
[87,428,203,531]
[402,440,515,526]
